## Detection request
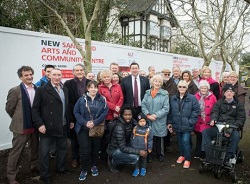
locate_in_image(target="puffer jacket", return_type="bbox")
[74,93,108,134]
[141,88,169,137]
[107,117,139,155]
[194,91,217,132]
[130,123,153,151]
[211,97,246,132]
[169,92,200,132]
[98,82,124,120]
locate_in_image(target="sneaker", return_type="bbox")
[107,156,119,173]
[140,168,146,176]
[79,171,87,181]
[132,169,140,177]
[176,156,185,163]
[91,166,99,176]
[183,160,190,169]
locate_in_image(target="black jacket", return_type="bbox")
[107,117,139,155]
[32,82,69,137]
[211,97,246,133]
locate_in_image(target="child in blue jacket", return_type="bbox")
[130,112,153,177]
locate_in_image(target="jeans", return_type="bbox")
[77,129,101,171]
[176,131,191,161]
[112,149,139,166]
[39,135,67,179]
[135,156,147,169]
[202,127,240,158]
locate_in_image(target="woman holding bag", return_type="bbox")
[74,81,108,181]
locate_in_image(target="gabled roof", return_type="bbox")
[122,0,156,15]
[120,0,178,27]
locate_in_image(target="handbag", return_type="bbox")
[85,98,105,138]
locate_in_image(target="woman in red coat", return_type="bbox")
[98,70,124,161]
[194,80,217,158]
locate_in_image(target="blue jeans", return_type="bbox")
[176,131,191,161]
[112,149,139,166]
[202,127,240,158]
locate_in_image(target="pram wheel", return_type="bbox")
[199,163,205,173]
[231,171,237,183]
[214,166,222,178]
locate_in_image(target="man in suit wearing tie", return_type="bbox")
[121,62,150,119]
[32,68,70,184]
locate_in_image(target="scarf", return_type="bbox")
[151,88,159,98]
[20,83,36,134]
[198,91,211,121]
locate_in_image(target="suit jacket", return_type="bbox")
[6,85,33,134]
[32,82,69,137]
[121,75,150,106]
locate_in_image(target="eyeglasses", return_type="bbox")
[178,86,187,88]
[163,73,170,76]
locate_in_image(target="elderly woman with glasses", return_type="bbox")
[168,80,199,169]
[141,74,169,162]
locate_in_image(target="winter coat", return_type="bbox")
[187,80,198,95]
[161,78,177,97]
[169,92,200,132]
[211,97,246,134]
[201,77,220,100]
[107,117,139,155]
[98,82,124,120]
[130,123,153,151]
[74,93,108,134]
[233,82,246,104]
[194,91,217,132]
[141,88,169,137]
[32,82,69,137]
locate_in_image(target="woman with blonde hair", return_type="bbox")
[200,66,220,100]
[141,74,169,162]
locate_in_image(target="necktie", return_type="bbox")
[134,77,138,108]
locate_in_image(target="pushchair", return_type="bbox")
[198,122,244,183]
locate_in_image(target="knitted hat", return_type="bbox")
[223,84,235,92]
[198,80,210,90]
[137,112,147,121]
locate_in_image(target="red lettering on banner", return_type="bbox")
[91,58,104,64]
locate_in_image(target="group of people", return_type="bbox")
[5,62,247,184]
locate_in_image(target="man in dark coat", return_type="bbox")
[32,68,70,184]
[202,84,246,163]
[120,62,150,119]
[161,69,177,154]
[64,63,90,168]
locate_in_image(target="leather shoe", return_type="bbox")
[71,160,78,168]
[30,166,39,173]
[107,156,119,173]
[9,180,19,184]
[56,169,71,176]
